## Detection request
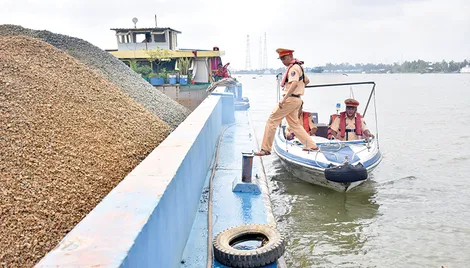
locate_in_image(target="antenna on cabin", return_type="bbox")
[132,17,138,28]
[154,14,157,27]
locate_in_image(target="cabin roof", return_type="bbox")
[111,27,182,34]
[108,49,224,59]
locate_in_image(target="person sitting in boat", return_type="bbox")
[213,63,230,81]
[286,116,317,139]
[329,98,375,141]
[284,104,317,140]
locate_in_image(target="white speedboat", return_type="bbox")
[273,81,382,192]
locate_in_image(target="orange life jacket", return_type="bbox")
[287,111,311,139]
[282,62,305,86]
[302,112,310,133]
[327,112,363,139]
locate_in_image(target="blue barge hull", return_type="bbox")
[181,111,278,267]
[37,89,284,267]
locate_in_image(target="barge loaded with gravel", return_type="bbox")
[0,33,172,266]
[1,24,278,268]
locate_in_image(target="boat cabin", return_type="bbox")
[107,26,226,84]
[111,27,180,51]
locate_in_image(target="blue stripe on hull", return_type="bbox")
[274,136,382,170]
[362,150,382,168]
[274,140,329,169]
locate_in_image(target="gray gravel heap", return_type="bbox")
[0,24,191,130]
[1,35,170,267]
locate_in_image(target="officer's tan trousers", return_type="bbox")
[260,97,317,152]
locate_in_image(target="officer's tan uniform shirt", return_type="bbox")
[331,115,368,140]
[283,64,305,96]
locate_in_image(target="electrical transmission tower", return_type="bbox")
[259,36,263,70]
[245,35,251,70]
[263,32,268,69]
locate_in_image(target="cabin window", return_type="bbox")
[152,32,166,43]
[135,33,151,43]
[117,33,130,43]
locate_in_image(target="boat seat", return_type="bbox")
[310,112,319,124]
[301,111,318,134]
[316,123,329,139]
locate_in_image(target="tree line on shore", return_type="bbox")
[232,59,469,74]
[322,59,469,73]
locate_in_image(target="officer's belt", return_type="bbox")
[290,94,301,98]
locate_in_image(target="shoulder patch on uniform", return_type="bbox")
[291,71,296,76]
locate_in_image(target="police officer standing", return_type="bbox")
[254,48,318,156]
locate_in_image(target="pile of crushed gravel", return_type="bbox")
[0,24,191,130]
[0,36,170,267]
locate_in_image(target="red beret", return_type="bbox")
[344,98,359,107]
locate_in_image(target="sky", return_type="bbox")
[1,0,469,70]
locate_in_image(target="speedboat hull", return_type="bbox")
[273,128,382,192]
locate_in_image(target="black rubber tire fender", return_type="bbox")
[325,163,368,183]
[213,224,285,268]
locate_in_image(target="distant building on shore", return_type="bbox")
[460,65,470,73]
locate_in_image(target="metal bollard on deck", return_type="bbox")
[241,152,254,183]
[232,152,260,194]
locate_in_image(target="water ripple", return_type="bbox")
[377,175,417,186]
[242,74,470,267]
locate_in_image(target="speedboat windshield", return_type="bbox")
[300,81,378,133]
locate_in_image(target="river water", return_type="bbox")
[237,73,470,268]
